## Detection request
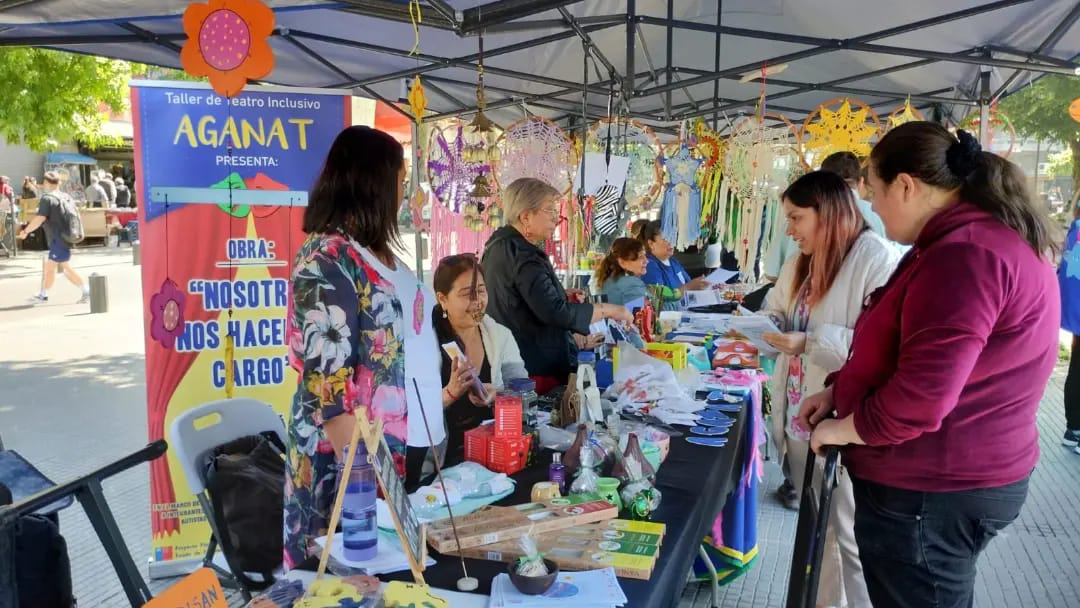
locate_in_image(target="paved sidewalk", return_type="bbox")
[1,245,1077,607]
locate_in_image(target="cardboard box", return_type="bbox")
[557,520,665,547]
[425,493,617,554]
[451,524,661,580]
[464,424,493,466]
[494,394,522,438]
[488,433,531,475]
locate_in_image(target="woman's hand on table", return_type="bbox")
[762,331,806,356]
[470,383,496,406]
[445,357,474,404]
[797,385,834,432]
[684,277,712,291]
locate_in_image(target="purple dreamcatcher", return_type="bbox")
[426,123,491,214]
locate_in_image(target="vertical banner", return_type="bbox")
[131,81,350,566]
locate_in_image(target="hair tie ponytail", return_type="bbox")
[946,129,981,179]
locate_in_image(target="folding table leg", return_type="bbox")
[698,544,720,608]
[77,479,152,607]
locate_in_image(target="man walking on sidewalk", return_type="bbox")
[17,171,89,304]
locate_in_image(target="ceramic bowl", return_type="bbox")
[508,559,559,595]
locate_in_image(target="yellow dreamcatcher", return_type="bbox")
[801,98,881,165]
[886,98,924,131]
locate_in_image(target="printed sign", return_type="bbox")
[131,80,350,565]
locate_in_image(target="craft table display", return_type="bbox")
[383,393,753,608]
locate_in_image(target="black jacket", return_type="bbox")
[481,226,593,379]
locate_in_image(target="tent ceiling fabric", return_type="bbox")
[0,0,1076,130]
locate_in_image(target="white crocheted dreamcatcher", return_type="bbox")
[494,116,577,196]
[585,117,663,217]
[718,114,803,276]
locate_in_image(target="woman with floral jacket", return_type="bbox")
[283,126,441,569]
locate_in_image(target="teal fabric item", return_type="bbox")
[601,274,649,306]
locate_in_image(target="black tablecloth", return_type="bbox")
[388,398,750,608]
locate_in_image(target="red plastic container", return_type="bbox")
[488,433,532,475]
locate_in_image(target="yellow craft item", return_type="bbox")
[223,333,235,398]
[408,76,427,125]
[383,581,449,608]
[889,98,922,129]
[804,99,878,159]
[295,577,364,608]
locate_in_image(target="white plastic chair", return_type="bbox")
[168,398,286,599]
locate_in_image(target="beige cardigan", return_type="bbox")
[762,230,900,454]
[479,315,530,389]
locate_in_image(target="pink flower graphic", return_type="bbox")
[149,279,186,349]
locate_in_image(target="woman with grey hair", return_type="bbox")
[482,177,632,392]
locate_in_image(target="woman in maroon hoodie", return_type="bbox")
[799,122,1060,608]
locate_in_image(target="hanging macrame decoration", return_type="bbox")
[180,0,275,98]
[494,116,577,196]
[427,123,491,214]
[719,114,802,276]
[887,98,923,131]
[660,142,703,250]
[691,120,725,242]
[801,98,880,165]
[586,117,663,216]
[408,76,427,124]
[959,104,1017,158]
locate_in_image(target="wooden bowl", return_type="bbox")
[508,559,559,595]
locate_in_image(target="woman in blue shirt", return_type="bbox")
[637,220,711,309]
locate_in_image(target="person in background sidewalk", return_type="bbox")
[16,171,89,304]
[1058,195,1080,451]
[84,175,107,208]
[98,171,117,207]
[114,177,131,208]
[21,176,38,199]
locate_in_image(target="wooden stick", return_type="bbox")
[314,408,366,581]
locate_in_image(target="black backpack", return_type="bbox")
[0,482,74,608]
[42,192,84,245]
[204,433,285,590]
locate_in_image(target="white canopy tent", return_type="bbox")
[0,0,1075,132]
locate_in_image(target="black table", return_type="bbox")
[391,398,750,608]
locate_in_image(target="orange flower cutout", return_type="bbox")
[180,0,275,98]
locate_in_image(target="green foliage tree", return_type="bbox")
[999,74,1080,202]
[0,48,144,152]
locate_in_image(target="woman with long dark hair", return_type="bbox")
[594,237,649,306]
[761,170,898,608]
[802,123,1060,607]
[283,126,442,569]
[432,254,528,465]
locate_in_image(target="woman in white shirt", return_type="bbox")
[761,170,899,608]
[433,254,528,466]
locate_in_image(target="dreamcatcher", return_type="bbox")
[426,122,492,216]
[494,115,577,196]
[801,98,881,166]
[691,120,725,242]
[660,141,704,250]
[959,104,1017,158]
[585,117,663,219]
[886,98,924,131]
[719,114,803,276]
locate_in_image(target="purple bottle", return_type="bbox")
[339,443,378,561]
[549,452,567,494]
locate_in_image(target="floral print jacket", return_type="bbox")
[283,231,409,569]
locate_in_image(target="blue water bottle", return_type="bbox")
[339,442,378,561]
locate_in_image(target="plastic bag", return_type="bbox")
[569,441,601,495]
[516,531,549,577]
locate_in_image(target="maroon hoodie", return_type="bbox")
[831,202,1059,492]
